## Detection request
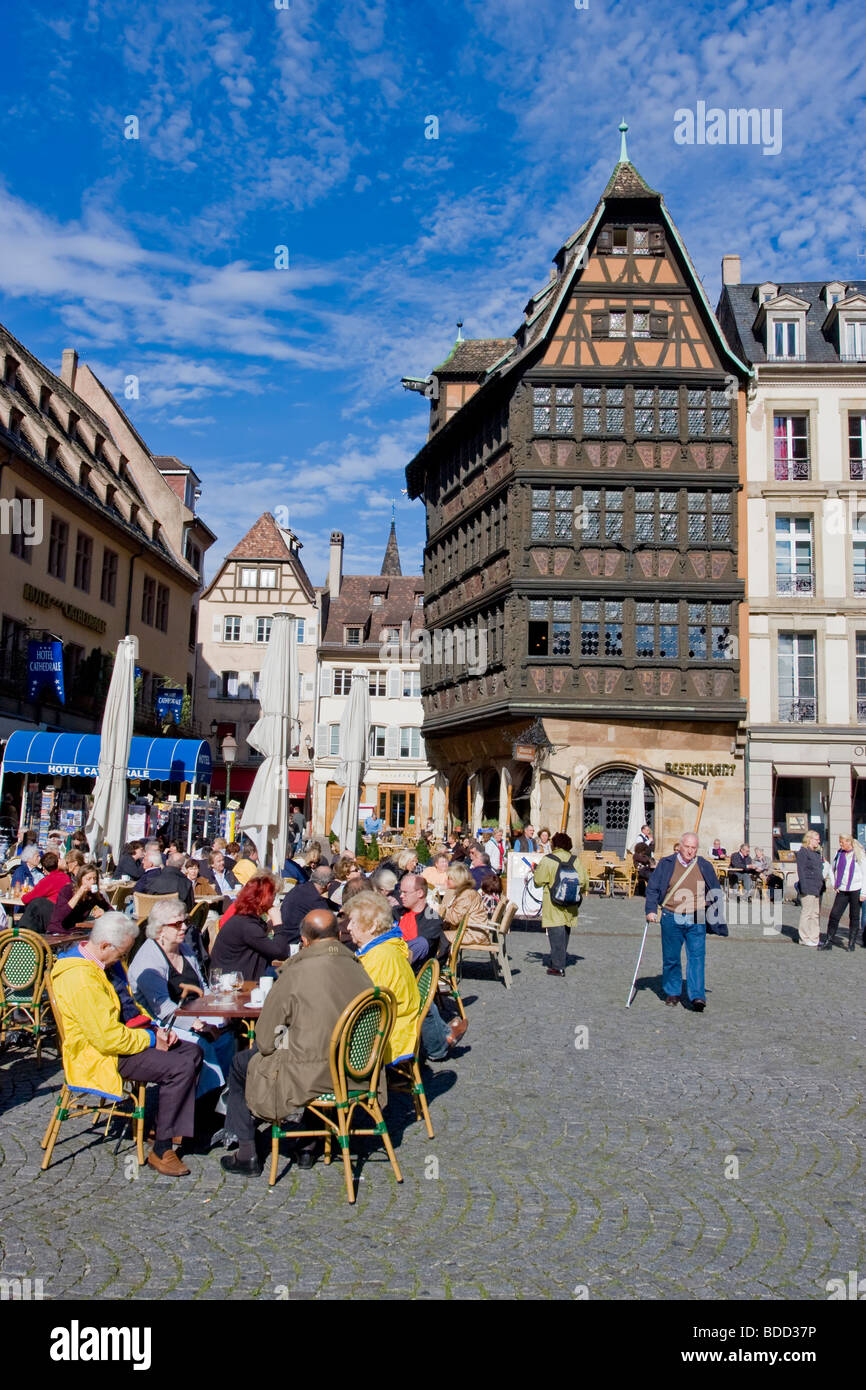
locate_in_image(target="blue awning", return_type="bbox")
[0,732,212,785]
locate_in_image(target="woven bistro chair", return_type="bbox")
[132,892,167,926]
[388,958,440,1139]
[455,899,516,988]
[439,912,469,1020]
[609,856,637,899]
[108,883,137,912]
[40,974,146,1171]
[269,986,402,1203]
[580,853,608,896]
[0,927,50,1063]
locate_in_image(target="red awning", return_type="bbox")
[209,767,311,798]
[210,767,258,794]
[287,770,310,797]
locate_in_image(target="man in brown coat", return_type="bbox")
[220,908,371,1176]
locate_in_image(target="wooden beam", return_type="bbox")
[560,781,570,833]
[506,780,513,831]
[694,781,708,834]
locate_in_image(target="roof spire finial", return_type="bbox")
[456,319,464,342]
[391,497,396,524]
[618,118,629,163]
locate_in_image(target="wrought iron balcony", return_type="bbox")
[776,572,814,597]
[778,697,817,723]
[854,576,866,594]
[774,460,811,481]
[858,700,866,722]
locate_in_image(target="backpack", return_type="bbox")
[548,852,582,906]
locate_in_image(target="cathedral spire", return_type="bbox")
[381,519,402,576]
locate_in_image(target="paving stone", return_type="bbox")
[2,900,865,1298]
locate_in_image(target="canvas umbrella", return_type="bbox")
[625,768,647,854]
[432,772,447,840]
[332,666,370,855]
[86,634,137,868]
[239,611,297,872]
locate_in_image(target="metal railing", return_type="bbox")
[778,697,817,723]
[776,572,814,597]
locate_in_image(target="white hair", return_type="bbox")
[144,848,164,869]
[90,913,138,949]
[21,844,41,863]
[145,897,187,937]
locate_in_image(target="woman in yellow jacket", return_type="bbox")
[344,889,421,1062]
[345,890,467,1061]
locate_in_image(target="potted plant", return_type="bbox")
[584,823,604,845]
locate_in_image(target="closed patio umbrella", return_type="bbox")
[333,666,370,855]
[86,634,137,868]
[625,768,647,853]
[239,612,297,872]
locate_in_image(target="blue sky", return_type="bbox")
[2,0,864,584]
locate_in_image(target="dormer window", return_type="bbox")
[758,283,778,303]
[772,320,799,359]
[823,282,845,306]
[843,319,866,361]
[371,594,383,606]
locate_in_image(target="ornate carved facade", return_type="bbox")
[403,139,750,845]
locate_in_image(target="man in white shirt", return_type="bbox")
[485,829,506,874]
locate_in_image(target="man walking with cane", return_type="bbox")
[644,831,726,1012]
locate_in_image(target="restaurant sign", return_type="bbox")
[664,762,736,777]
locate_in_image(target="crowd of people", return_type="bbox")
[8,809,866,1177]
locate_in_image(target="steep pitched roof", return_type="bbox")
[602,159,658,199]
[220,512,315,601]
[405,146,751,496]
[380,520,402,575]
[319,574,424,648]
[717,281,866,365]
[433,338,517,376]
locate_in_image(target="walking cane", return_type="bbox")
[626,918,651,1008]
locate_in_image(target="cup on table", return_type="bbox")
[260,976,273,997]
[249,987,265,1007]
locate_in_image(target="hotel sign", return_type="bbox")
[23,583,107,634]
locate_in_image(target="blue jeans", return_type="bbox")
[660,908,706,1002]
[420,1005,451,1061]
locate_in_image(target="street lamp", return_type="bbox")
[221,734,238,806]
[210,719,218,739]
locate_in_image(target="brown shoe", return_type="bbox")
[446,1017,469,1047]
[147,1148,191,1177]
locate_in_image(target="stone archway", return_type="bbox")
[582,766,656,855]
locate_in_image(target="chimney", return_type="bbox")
[328,530,344,599]
[61,349,78,388]
[721,255,741,287]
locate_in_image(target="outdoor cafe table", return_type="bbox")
[175,981,262,1045]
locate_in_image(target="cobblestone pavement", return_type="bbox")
[1,897,864,1301]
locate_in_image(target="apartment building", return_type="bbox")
[313,525,437,838]
[718,262,866,849]
[195,513,318,809]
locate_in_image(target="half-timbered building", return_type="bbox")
[403,132,752,851]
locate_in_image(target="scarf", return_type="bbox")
[835,851,856,890]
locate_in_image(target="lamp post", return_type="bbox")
[221,734,237,808]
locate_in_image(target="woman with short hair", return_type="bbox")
[128,897,234,1096]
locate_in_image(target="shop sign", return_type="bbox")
[664,762,736,777]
